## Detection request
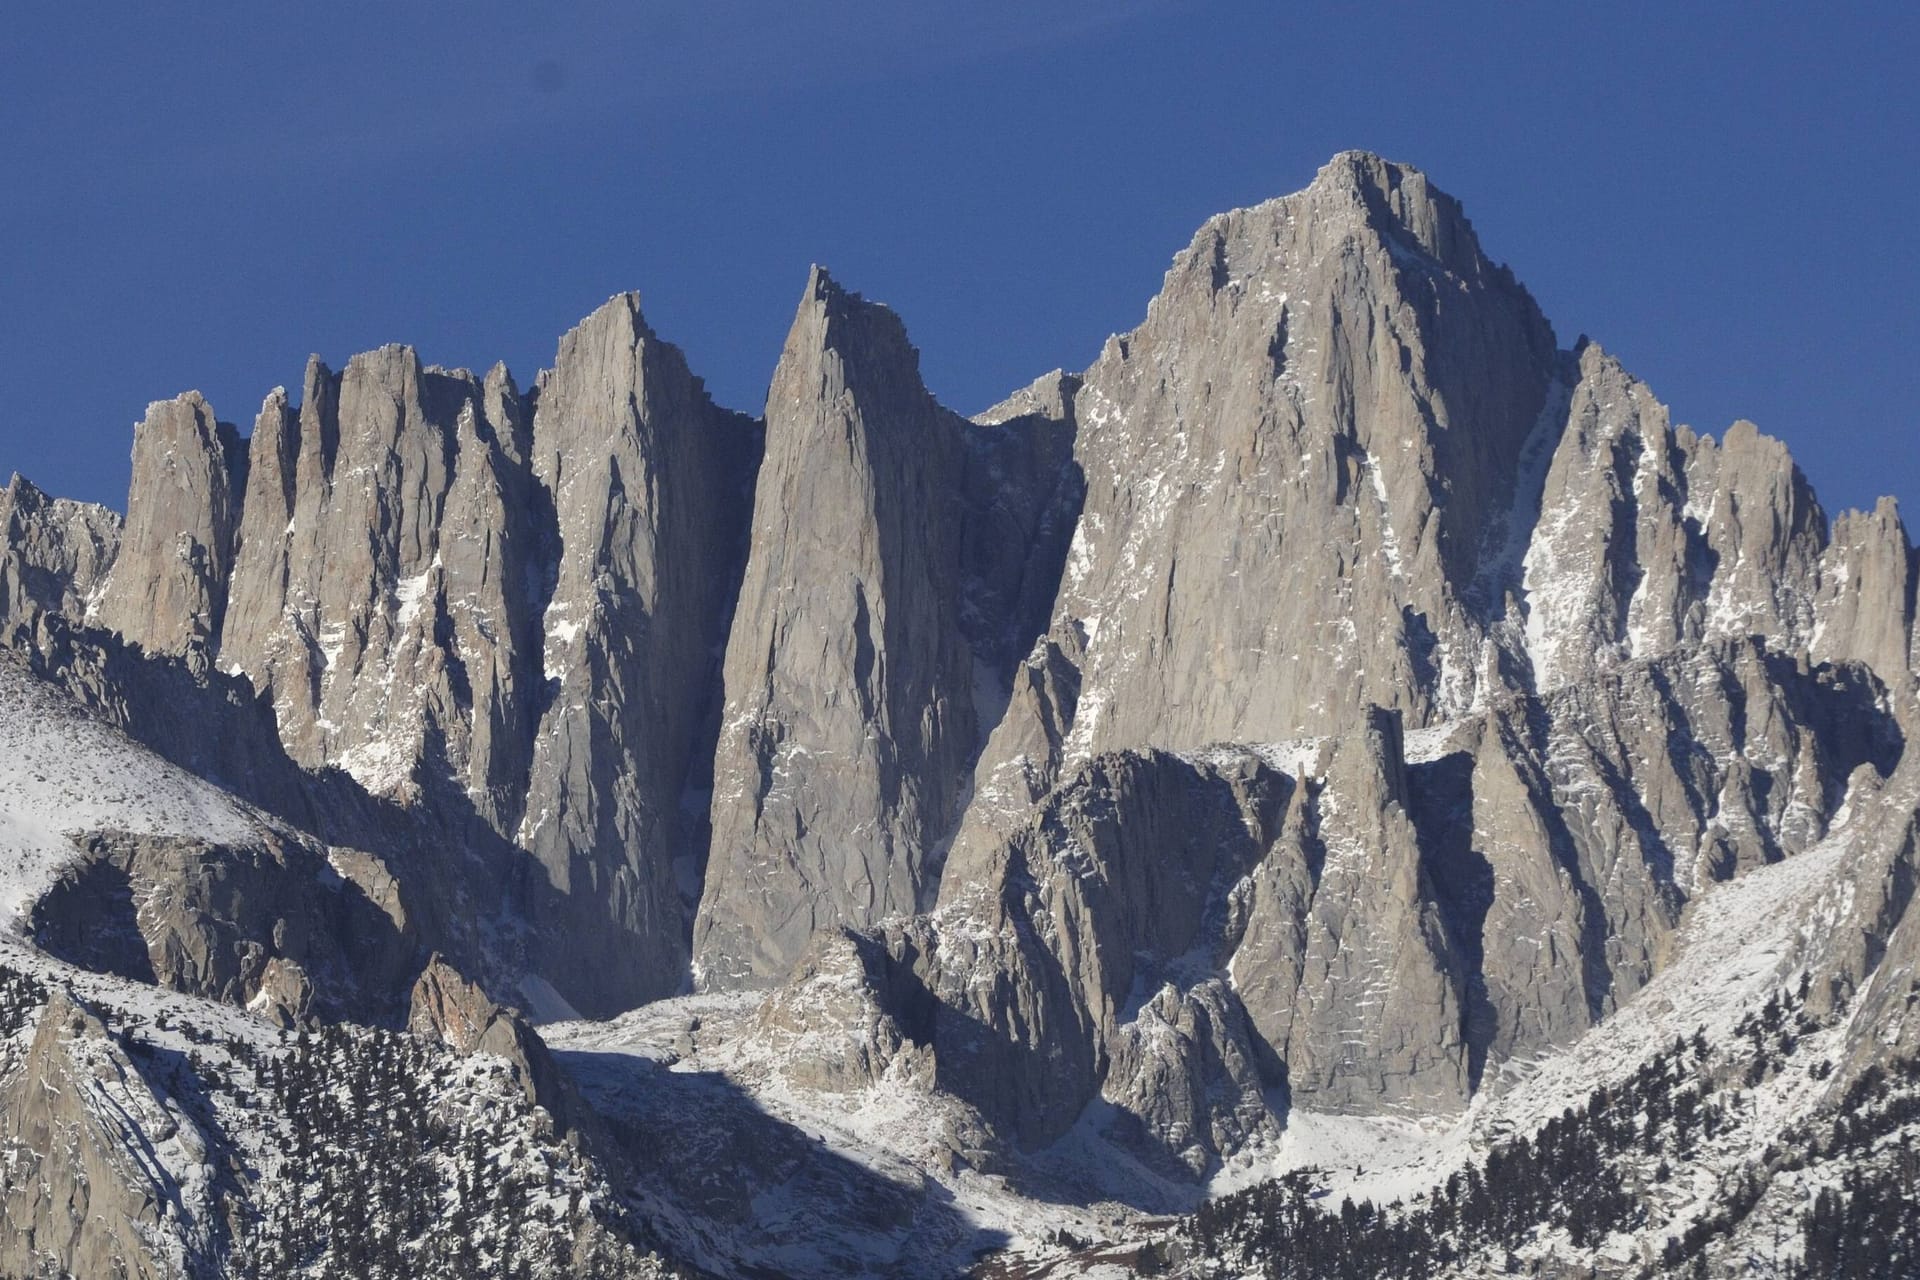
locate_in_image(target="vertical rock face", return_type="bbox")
[1519,344,1838,695]
[218,387,299,698]
[0,472,120,631]
[95,392,246,659]
[853,635,1894,1164]
[519,294,761,1010]
[220,347,506,796]
[693,269,1076,990]
[1813,496,1916,682]
[1254,709,1469,1112]
[694,268,971,989]
[1038,151,1559,762]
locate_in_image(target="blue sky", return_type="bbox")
[4,2,1917,518]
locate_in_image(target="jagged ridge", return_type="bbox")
[4,151,1920,1279]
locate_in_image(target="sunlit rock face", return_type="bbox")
[7,152,1920,1251]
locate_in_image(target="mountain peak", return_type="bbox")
[1314,149,1493,279]
[775,265,922,409]
[6,151,1919,1280]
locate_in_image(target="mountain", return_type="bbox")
[2,152,1918,1278]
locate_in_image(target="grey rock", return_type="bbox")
[30,827,419,1023]
[216,387,299,696]
[0,992,214,1280]
[0,471,120,631]
[832,639,1895,1156]
[841,155,1918,1158]
[694,268,1075,990]
[94,392,246,660]
[1519,346,1831,695]
[519,294,761,1012]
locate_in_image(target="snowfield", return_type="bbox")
[0,655,259,933]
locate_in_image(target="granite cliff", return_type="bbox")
[4,152,1919,1278]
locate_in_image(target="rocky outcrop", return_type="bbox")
[30,828,419,1024]
[217,302,759,1015]
[0,992,216,1280]
[1520,346,1831,693]
[0,472,120,632]
[694,269,1077,990]
[888,746,1295,1157]
[408,955,577,1131]
[1100,979,1275,1176]
[1244,709,1469,1112]
[94,392,246,662]
[1419,639,1897,1081]
[1813,496,1916,684]
[747,927,935,1093]
[219,348,519,796]
[517,295,762,1012]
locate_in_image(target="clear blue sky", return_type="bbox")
[4,3,1917,519]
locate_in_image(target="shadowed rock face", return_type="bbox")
[0,473,120,632]
[7,150,1920,1195]
[31,829,418,1025]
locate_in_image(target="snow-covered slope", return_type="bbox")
[0,653,258,931]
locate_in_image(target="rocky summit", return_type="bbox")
[3,153,1920,1278]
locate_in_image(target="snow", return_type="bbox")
[1250,737,1330,777]
[542,607,582,683]
[392,559,435,628]
[1211,1107,1464,1204]
[1401,723,1461,764]
[516,972,583,1025]
[1361,450,1406,584]
[334,735,418,795]
[547,992,1158,1276]
[1198,782,1891,1231]
[0,657,258,934]
[316,621,347,672]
